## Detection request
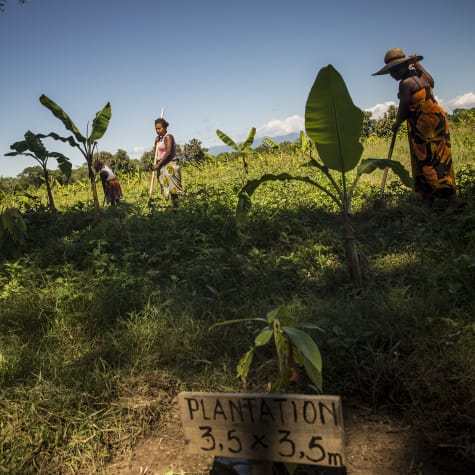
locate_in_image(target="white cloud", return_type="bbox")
[438,92,475,113]
[130,145,145,158]
[256,115,304,137]
[207,92,474,148]
[367,92,475,119]
[365,101,397,120]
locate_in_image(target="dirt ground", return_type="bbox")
[107,398,474,475]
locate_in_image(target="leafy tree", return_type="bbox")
[6,131,72,210]
[70,163,90,183]
[450,108,475,127]
[373,105,398,138]
[140,148,155,172]
[113,149,136,174]
[183,138,207,161]
[0,177,17,194]
[36,95,112,223]
[16,166,44,188]
[93,151,114,168]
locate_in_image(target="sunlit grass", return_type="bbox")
[0,127,474,472]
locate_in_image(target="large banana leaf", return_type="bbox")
[89,102,112,143]
[349,158,414,201]
[7,131,46,159]
[262,137,279,149]
[6,131,72,179]
[49,152,72,179]
[356,158,414,188]
[305,65,363,172]
[241,127,256,150]
[283,326,323,391]
[216,129,238,150]
[39,95,86,144]
[35,131,79,149]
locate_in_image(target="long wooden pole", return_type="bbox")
[148,107,165,200]
[379,130,397,200]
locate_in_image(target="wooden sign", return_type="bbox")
[177,392,346,467]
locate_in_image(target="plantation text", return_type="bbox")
[178,392,346,466]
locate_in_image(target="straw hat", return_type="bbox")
[372,48,423,76]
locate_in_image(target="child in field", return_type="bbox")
[94,161,122,205]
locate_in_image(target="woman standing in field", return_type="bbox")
[152,118,185,207]
[373,48,465,209]
[94,161,122,206]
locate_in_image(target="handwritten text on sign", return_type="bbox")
[177,392,346,466]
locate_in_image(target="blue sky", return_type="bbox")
[1,0,474,177]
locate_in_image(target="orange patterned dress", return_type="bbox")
[406,86,456,199]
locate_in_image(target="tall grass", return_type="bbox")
[1,127,474,473]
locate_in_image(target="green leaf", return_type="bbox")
[282,326,322,373]
[237,347,255,381]
[299,322,326,332]
[39,94,86,144]
[208,317,266,331]
[36,132,79,149]
[357,158,414,188]
[7,140,29,155]
[216,129,239,151]
[302,357,323,392]
[300,130,309,152]
[255,328,273,346]
[266,305,292,325]
[89,102,112,143]
[241,127,256,150]
[305,65,363,172]
[262,137,279,149]
[50,152,72,179]
[284,327,323,391]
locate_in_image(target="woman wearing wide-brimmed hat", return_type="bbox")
[373,48,465,209]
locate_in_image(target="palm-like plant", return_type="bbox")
[6,130,71,211]
[36,95,111,223]
[216,127,257,173]
[236,65,413,287]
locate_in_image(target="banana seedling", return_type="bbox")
[216,127,256,174]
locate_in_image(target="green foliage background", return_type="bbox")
[1,126,475,473]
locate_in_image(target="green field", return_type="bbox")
[1,129,475,473]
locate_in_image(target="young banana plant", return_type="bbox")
[216,127,256,173]
[6,130,71,211]
[36,95,112,223]
[236,65,413,288]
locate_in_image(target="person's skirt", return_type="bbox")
[407,87,456,199]
[158,161,185,199]
[105,178,122,203]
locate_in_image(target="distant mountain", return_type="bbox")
[206,132,300,156]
